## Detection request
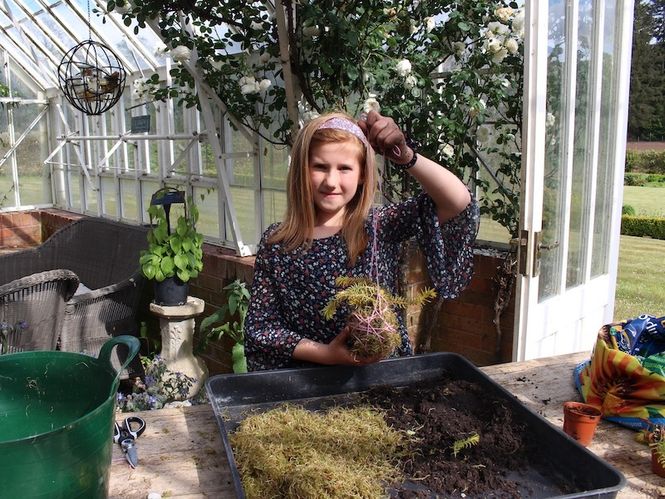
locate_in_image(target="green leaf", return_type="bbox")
[174,253,189,270]
[142,264,156,280]
[160,256,175,275]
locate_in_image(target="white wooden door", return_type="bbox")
[514,0,634,361]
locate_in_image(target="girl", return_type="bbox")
[244,110,478,370]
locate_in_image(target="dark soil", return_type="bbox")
[362,378,558,498]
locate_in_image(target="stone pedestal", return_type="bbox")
[150,296,208,400]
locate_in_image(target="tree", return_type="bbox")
[629,0,665,140]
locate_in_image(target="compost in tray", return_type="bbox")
[229,379,575,498]
[207,353,626,499]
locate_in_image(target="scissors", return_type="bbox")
[113,416,147,469]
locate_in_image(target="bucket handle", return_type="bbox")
[98,335,141,377]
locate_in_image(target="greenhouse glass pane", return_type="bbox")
[141,180,160,224]
[195,186,219,239]
[591,0,619,278]
[262,143,288,190]
[16,106,49,205]
[262,189,286,229]
[34,8,78,49]
[538,0,567,301]
[120,179,139,222]
[68,172,81,210]
[228,186,257,246]
[566,0,594,289]
[0,109,15,208]
[101,177,118,216]
[84,180,98,213]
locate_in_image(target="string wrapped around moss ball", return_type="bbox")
[322,276,436,360]
[347,292,401,358]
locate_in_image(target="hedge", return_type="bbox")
[625,150,665,173]
[621,215,665,240]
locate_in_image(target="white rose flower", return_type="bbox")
[495,7,514,23]
[302,110,320,122]
[171,45,191,63]
[363,95,381,114]
[512,9,525,38]
[453,41,466,57]
[302,25,320,37]
[424,16,436,33]
[258,78,272,91]
[250,21,263,31]
[132,78,151,99]
[404,75,418,89]
[504,37,519,55]
[477,126,490,143]
[395,59,412,77]
[259,52,271,64]
[491,47,508,64]
[441,143,454,159]
[487,21,509,36]
[239,76,260,95]
[241,83,259,95]
[486,37,503,54]
[409,22,418,35]
[546,112,556,127]
[505,133,516,142]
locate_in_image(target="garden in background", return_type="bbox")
[615,143,665,322]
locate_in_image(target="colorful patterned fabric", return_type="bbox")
[574,314,665,430]
[244,192,479,371]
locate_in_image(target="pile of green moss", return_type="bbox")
[230,405,407,498]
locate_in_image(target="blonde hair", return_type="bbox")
[268,112,377,266]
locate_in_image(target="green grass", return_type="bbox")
[622,186,665,217]
[614,234,665,322]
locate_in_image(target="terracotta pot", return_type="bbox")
[652,449,665,477]
[563,401,601,447]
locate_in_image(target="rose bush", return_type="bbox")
[108,0,523,237]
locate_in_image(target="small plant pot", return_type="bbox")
[153,276,189,306]
[652,449,665,477]
[563,401,601,447]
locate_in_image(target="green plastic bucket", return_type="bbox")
[0,335,140,498]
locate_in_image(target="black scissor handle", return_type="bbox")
[113,416,146,443]
[124,416,146,439]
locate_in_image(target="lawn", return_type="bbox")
[614,235,665,322]
[622,186,665,217]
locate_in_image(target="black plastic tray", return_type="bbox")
[206,352,626,498]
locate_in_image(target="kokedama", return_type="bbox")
[322,276,436,359]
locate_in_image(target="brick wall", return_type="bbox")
[0,209,515,373]
[0,211,43,248]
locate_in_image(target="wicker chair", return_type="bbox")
[0,217,149,371]
[0,269,79,353]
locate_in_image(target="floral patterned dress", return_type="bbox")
[244,192,479,371]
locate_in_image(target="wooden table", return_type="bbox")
[109,352,665,498]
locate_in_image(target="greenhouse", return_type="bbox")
[1,1,654,497]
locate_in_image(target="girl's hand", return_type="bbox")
[328,326,384,366]
[358,110,414,165]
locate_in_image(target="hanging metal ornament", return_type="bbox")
[57,0,126,115]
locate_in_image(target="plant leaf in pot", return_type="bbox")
[139,189,204,306]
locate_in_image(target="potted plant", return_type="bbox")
[647,425,665,477]
[139,188,204,306]
[197,280,250,373]
[322,276,436,359]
